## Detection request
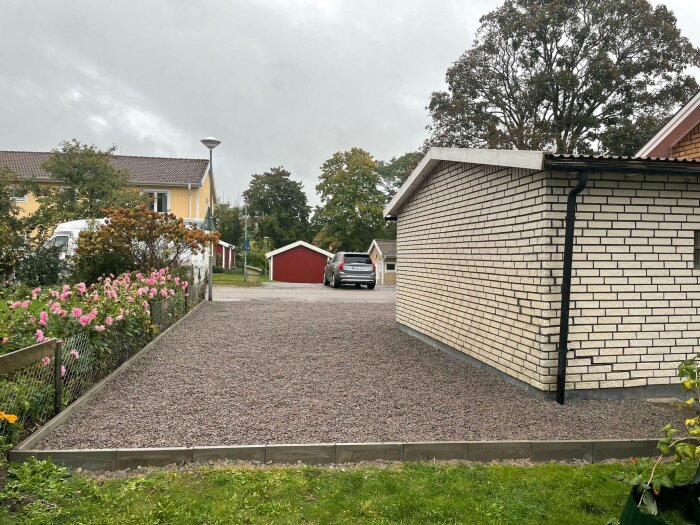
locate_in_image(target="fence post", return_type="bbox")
[54,341,63,415]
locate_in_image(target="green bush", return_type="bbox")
[14,247,66,287]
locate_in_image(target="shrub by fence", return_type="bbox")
[0,278,206,454]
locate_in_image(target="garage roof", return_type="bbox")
[383,147,700,219]
[265,240,333,259]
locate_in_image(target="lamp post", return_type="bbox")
[201,136,221,301]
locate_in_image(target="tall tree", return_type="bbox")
[242,167,311,248]
[313,148,385,251]
[377,151,423,198]
[26,140,146,242]
[215,201,243,247]
[0,169,27,280]
[427,0,700,155]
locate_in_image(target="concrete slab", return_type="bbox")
[115,447,193,469]
[531,441,593,463]
[192,445,265,463]
[336,442,403,463]
[213,284,395,303]
[265,444,336,465]
[469,441,532,462]
[403,442,469,461]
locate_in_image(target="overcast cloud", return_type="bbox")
[1,0,699,206]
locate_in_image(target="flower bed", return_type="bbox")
[0,269,195,453]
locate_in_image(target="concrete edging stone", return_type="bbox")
[10,439,659,471]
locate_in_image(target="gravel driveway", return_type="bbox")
[36,298,679,449]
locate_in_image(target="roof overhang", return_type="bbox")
[636,91,700,158]
[367,239,383,258]
[383,148,545,219]
[265,240,333,259]
[384,148,700,219]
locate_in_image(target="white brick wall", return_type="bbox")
[396,162,700,394]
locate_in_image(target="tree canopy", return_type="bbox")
[0,169,27,280]
[427,0,700,155]
[26,140,146,242]
[312,148,387,252]
[215,201,243,247]
[377,151,423,199]
[242,167,311,248]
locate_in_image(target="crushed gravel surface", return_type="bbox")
[36,300,680,449]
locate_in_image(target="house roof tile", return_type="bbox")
[0,150,209,186]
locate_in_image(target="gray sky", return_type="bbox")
[1,1,699,207]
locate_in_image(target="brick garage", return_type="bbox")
[385,148,700,400]
[265,241,332,283]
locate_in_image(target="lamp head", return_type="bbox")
[200,137,222,150]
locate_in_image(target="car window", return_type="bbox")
[345,254,372,264]
[54,235,69,251]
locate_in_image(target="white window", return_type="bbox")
[11,187,27,202]
[386,262,396,271]
[145,191,169,213]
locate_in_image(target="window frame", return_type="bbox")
[144,189,170,213]
[386,262,396,272]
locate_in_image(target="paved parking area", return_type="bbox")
[34,291,679,450]
[213,283,395,303]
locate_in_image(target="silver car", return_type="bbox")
[323,252,376,289]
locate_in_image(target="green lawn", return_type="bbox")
[1,459,695,525]
[212,270,270,287]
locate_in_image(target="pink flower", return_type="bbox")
[116,315,124,321]
[182,281,189,290]
[174,277,180,285]
[71,307,82,318]
[160,289,168,297]
[1,337,8,344]
[39,311,48,327]
[79,315,92,327]
[41,356,51,366]
[70,349,80,359]
[94,325,106,332]
[127,296,135,302]
[136,272,143,279]
[77,282,87,294]
[61,365,66,377]
[21,300,30,309]
[36,329,45,343]
[9,301,20,310]
[31,287,41,299]
[105,316,114,326]
[97,276,103,282]
[169,289,175,296]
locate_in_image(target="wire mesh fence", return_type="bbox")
[0,284,205,453]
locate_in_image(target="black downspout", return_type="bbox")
[555,171,589,405]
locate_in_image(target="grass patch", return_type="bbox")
[212,270,269,287]
[1,459,696,524]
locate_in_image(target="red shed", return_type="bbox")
[265,241,333,283]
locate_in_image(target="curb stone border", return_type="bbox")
[11,300,207,452]
[9,439,659,471]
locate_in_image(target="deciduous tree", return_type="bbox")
[74,205,219,282]
[377,151,423,198]
[242,167,311,247]
[313,148,386,251]
[0,169,27,280]
[427,0,700,155]
[26,140,146,242]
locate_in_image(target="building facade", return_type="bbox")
[1,151,214,220]
[368,239,397,285]
[386,148,700,399]
[266,241,332,283]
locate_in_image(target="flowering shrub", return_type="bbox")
[0,268,188,355]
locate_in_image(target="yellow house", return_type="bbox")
[0,150,215,220]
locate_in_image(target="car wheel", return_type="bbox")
[332,273,341,288]
[323,273,330,286]
[367,283,376,290]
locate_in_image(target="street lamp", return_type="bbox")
[201,137,221,302]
